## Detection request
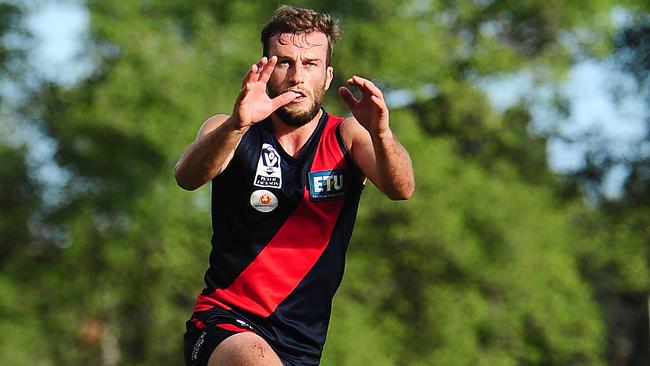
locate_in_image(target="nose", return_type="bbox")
[289,64,304,84]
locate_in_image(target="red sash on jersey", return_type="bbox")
[194,115,347,317]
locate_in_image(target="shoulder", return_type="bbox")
[197,114,230,138]
[338,116,370,151]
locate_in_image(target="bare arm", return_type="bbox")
[339,76,415,200]
[174,115,245,190]
[174,56,298,190]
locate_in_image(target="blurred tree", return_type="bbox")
[536,7,650,365]
[560,10,650,365]
[0,1,33,259]
[0,2,54,365]
[612,18,650,207]
[0,2,28,87]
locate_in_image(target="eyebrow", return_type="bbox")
[276,55,322,63]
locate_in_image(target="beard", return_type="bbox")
[269,81,326,127]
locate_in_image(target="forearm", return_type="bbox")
[174,117,248,190]
[371,130,415,200]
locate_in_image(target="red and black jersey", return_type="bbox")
[191,110,365,365]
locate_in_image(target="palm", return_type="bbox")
[339,76,389,136]
[349,96,385,131]
[237,82,276,125]
[233,56,297,127]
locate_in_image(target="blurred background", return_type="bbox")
[1,0,649,365]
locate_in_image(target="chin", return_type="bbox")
[276,103,321,127]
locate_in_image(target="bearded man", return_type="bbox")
[175,5,414,366]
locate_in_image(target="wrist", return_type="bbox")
[371,127,394,142]
[225,116,251,134]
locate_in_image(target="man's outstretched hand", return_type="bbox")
[338,76,390,137]
[233,56,298,129]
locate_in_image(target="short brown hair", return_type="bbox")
[261,5,341,66]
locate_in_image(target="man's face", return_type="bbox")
[267,31,334,126]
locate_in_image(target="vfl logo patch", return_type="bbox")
[254,144,282,188]
[309,170,345,201]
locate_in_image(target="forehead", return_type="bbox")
[268,32,329,59]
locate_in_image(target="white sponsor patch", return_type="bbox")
[254,144,282,188]
[250,190,278,212]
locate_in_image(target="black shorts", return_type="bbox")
[183,309,256,366]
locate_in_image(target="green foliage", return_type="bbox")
[324,112,605,365]
[0,2,27,78]
[1,0,648,365]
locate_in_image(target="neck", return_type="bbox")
[271,109,323,157]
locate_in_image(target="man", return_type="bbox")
[175,5,414,366]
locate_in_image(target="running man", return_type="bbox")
[175,5,414,366]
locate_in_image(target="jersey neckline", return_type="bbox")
[264,109,329,165]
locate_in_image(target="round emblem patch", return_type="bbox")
[250,190,278,212]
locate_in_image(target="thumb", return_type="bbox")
[271,91,298,110]
[338,87,357,110]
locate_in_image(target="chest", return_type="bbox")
[244,131,348,203]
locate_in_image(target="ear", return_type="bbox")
[324,66,334,90]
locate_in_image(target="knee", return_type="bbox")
[208,332,282,366]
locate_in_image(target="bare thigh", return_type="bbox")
[207,332,283,366]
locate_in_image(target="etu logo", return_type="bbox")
[308,170,345,201]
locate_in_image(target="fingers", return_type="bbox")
[270,91,298,110]
[370,94,387,110]
[241,57,273,87]
[258,56,277,83]
[241,64,257,88]
[347,75,384,99]
[343,76,388,111]
[243,59,263,86]
[338,86,358,109]
[236,82,252,105]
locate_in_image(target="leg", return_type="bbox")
[208,332,283,366]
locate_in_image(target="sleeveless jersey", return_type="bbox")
[191,110,365,365]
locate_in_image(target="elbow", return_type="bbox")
[176,178,200,191]
[175,175,197,191]
[387,181,415,201]
[174,166,201,191]
[390,189,414,201]
[401,186,415,200]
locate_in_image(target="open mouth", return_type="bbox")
[289,90,307,101]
